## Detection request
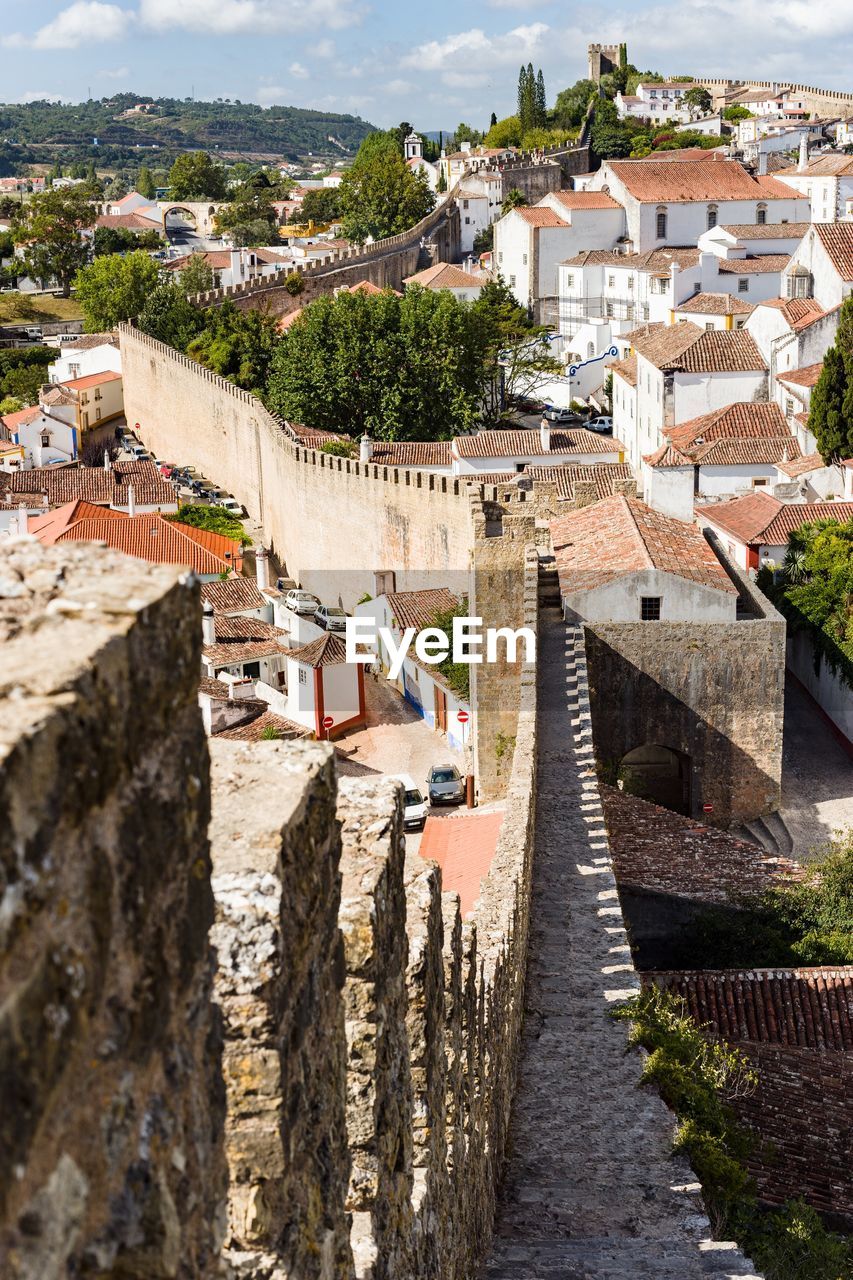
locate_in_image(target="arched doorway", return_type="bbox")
[618,745,691,815]
[162,206,199,242]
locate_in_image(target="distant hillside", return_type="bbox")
[0,94,376,171]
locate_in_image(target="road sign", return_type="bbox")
[322,716,334,729]
[702,803,713,813]
[457,710,469,724]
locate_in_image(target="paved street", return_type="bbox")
[779,678,853,860]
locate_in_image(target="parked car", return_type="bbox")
[391,774,428,831]
[218,497,245,516]
[284,589,321,615]
[314,604,347,632]
[512,396,546,414]
[543,406,583,424]
[426,764,465,806]
[586,416,613,434]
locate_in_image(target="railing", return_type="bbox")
[558,296,655,324]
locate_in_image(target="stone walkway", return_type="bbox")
[482,606,759,1279]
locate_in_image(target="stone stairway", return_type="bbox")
[482,599,761,1280]
[734,810,795,858]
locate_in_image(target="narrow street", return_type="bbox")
[779,678,853,860]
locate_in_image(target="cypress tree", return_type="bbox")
[535,70,547,126]
[810,345,847,461]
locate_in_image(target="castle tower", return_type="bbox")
[588,42,622,84]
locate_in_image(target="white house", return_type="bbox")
[774,361,823,454]
[781,222,853,309]
[494,192,626,322]
[403,261,487,302]
[745,296,839,400]
[551,493,739,622]
[456,171,503,254]
[771,152,853,223]
[587,158,809,254]
[0,404,77,470]
[615,82,697,125]
[616,321,768,468]
[696,491,853,570]
[167,247,289,290]
[451,423,625,475]
[49,335,122,384]
[641,401,801,522]
[283,631,365,739]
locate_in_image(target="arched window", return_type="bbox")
[757,203,767,224]
[656,206,667,239]
[707,204,718,229]
[587,342,595,358]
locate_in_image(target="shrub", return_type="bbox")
[284,271,304,296]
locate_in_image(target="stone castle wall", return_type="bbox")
[119,326,474,605]
[697,77,853,118]
[0,539,540,1279]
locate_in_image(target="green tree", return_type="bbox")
[517,64,544,134]
[74,249,160,329]
[13,186,95,296]
[535,69,547,123]
[137,279,205,350]
[554,79,597,130]
[485,115,523,149]
[489,111,498,129]
[180,252,215,296]
[93,225,163,256]
[394,121,414,154]
[684,86,713,115]
[168,151,227,200]
[501,188,528,214]
[338,149,434,243]
[298,187,342,224]
[723,104,753,122]
[1,364,45,405]
[267,286,491,440]
[185,300,279,396]
[809,299,853,460]
[351,129,400,169]
[472,277,561,420]
[590,98,634,159]
[0,395,25,415]
[453,123,482,146]
[138,165,156,199]
[214,180,277,240]
[167,503,250,545]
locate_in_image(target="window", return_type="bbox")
[757,204,767,224]
[566,273,574,287]
[242,661,261,680]
[738,278,749,293]
[587,342,595,357]
[607,274,615,287]
[94,390,102,401]
[707,204,718,229]
[627,275,634,289]
[642,303,650,320]
[605,300,614,317]
[705,321,715,331]
[752,478,768,487]
[735,318,746,328]
[69,363,80,378]
[463,199,469,208]
[96,407,101,421]
[785,397,795,416]
[298,668,307,685]
[656,207,667,238]
[465,216,470,224]
[640,596,661,620]
[40,432,50,447]
[626,302,634,319]
[522,253,527,265]
[509,274,516,286]
[498,252,503,263]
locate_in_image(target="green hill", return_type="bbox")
[0,94,376,172]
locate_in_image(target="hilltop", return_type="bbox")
[0,94,376,171]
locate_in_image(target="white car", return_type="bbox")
[218,497,245,516]
[284,589,320,615]
[314,604,346,632]
[392,775,429,831]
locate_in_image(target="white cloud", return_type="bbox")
[386,79,413,95]
[402,23,549,73]
[138,0,362,35]
[16,91,64,103]
[312,38,336,57]
[2,1,131,49]
[289,61,310,78]
[257,85,290,106]
[101,65,130,78]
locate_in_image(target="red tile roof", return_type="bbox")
[812,222,853,281]
[385,587,459,631]
[289,631,349,667]
[514,207,568,227]
[60,370,122,391]
[419,809,505,917]
[95,211,162,231]
[775,451,826,478]
[674,291,755,316]
[210,615,283,641]
[454,427,622,459]
[777,362,823,388]
[666,403,791,447]
[629,322,766,372]
[1,406,41,432]
[203,638,287,667]
[214,709,310,741]
[754,297,826,329]
[717,222,810,240]
[10,460,175,509]
[716,254,791,274]
[369,440,452,467]
[201,576,267,613]
[605,158,796,202]
[551,495,738,595]
[645,436,799,468]
[648,968,853,1050]
[525,462,636,500]
[563,247,699,271]
[50,512,242,574]
[28,499,126,542]
[698,493,853,545]
[548,190,622,210]
[404,262,485,289]
[610,355,638,387]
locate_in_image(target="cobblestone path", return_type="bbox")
[483,605,760,1279]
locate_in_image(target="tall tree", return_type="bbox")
[73,249,160,329]
[489,111,498,129]
[180,253,215,296]
[13,186,95,296]
[809,295,853,461]
[137,165,156,199]
[535,70,547,125]
[337,149,434,243]
[167,151,227,200]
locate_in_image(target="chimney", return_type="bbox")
[127,483,136,518]
[540,417,551,452]
[255,544,270,592]
[202,602,216,647]
[798,135,808,172]
[757,150,768,177]
[103,448,111,471]
[17,502,27,536]
[359,432,373,462]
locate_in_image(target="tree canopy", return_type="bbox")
[213,180,278,244]
[684,86,713,115]
[517,64,547,136]
[167,151,228,201]
[337,149,434,243]
[297,187,342,225]
[809,295,853,461]
[484,116,522,149]
[12,186,96,296]
[184,300,279,397]
[180,253,215,296]
[74,250,160,330]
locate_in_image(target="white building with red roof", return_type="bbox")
[403,261,488,302]
[588,158,809,254]
[771,153,853,224]
[781,222,853,309]
[696,491,853,569]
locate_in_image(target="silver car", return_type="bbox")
[426,764,465,806]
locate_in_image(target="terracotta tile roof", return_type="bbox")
[404,262,485,289]
[453,427,622,459]
[601,785,799,904]
[648,436,800,468]
[199,676,231,699]
[648,968,853,1050]
[756,173,804,198]
[665,402,792,447]
[385,587,459,631]
[28,499,126,542]
[775,451,826,478]
[95,211,163,230]
[754,297,826,329]
[514,207,568,227]
[281,420,343,447]
[563,247,699,270]
[716,254,791,274]
[41,386,76,407]
[551,495,738,595]
[10,460,175,509]
[610,355,638,387]
[200,576,267,613]
[344,279,402,296]
[289,631,349,667]
[674,292,755,316]
[777,362,823,388]
[628,322,765,372]
[203,637,288,667]
[210,615,284,641]
[717,222,810,239]
[699,493,853,545]
[58,332,119,350]
[419,809,505,917]
[1,406,41,432]
[51,512,242,574]
[214,709,310,741]
[369,440,453,467]
[777,155,853,177]
[605,158,794,202]
[548,190,622,210]
[525,463,636,500]
[812,223,853,280]
[60,370,122,391]
[639,146,726,162]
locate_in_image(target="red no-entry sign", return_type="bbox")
[702,803,713,813]
[457,710,469,724]
[322,716,334,729]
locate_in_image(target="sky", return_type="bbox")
[1,0,852,131]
